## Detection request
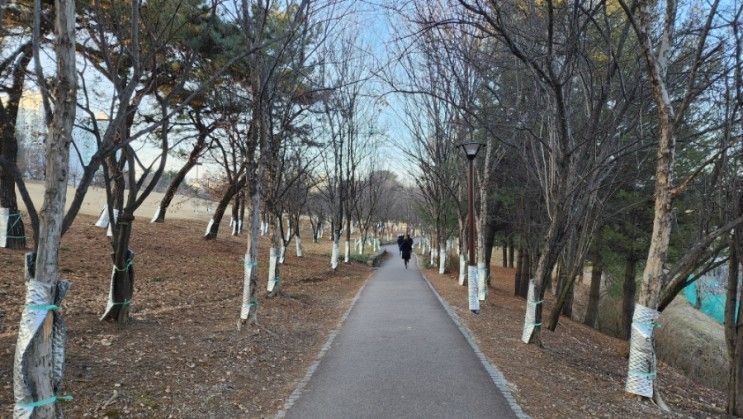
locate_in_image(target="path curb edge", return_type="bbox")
[274,264,375,418]
[416,255,530,419]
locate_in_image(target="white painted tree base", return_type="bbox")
[521,281,539,343]
[468,265,480,312]
[0,208,9,248]
[331,241,339,270]
[106,209,119,237]
[438,245,446,274]
[625,304,660,398]
[151,206,162,223]
[204,219,215,237]
[267,247,279,293]
[458,254,467,286]
[477,262,487,301]
[95,206,109,228]
[296,237,304,257]
[241,255,257,320]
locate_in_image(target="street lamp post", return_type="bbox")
[460,141,483,314]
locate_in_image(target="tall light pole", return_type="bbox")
[460,141,483,314]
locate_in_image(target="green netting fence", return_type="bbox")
[682,265,739,325]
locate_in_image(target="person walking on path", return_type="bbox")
[400,233,414,269]
[397,234,404,255]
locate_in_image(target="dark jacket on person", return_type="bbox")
[400,237,414,260]
[397,235,404,249]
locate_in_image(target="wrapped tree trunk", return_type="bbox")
[100,212,135,324]
[476,225,492,298]
[331,232,340,270]
[477,225,493,292]
[239,177,261,328]
[266,216,281,296]
[295,227,304,257]
[14,2,76,415]
[618,0,722,403]
[429,235,436,267]
[0,207,26,249]
[521,217,562,346]
[438,238,446,274]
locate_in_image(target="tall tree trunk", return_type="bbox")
[295,217,303,257]
[514,247,524,296]
[151,137,206,223]
[483,227,497,288]
[331,230,340,270]
[584,251,603,328]
[239,174,260,328]
[14,1,76,415]
[459,220,467,286]
[621,255,638,340]
[546,259,581,330]
[438,235,447,274]
[100,212,135,325]
[555,260,566,300]
[204,177,245,240]
[728,22,743,414]
[623,0,685,403]
[521,216,562,346]
[502,240,508,268]
[726,228,743,415]
[344,213,351,263]
[230,192,240,236]
[267,215,282,296]
[508,236,515,268]
[518,249,531,299]
[238,191,246,235]
[0,43,32,249]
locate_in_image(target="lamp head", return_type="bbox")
[459,142,484,160]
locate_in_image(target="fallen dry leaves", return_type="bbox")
[423,263,727,418]
[1,215,370,417]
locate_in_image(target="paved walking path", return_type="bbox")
[284,246,519,418]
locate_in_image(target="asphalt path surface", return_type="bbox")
[285,245,518,419]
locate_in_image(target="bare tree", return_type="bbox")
[13,0,76,415]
